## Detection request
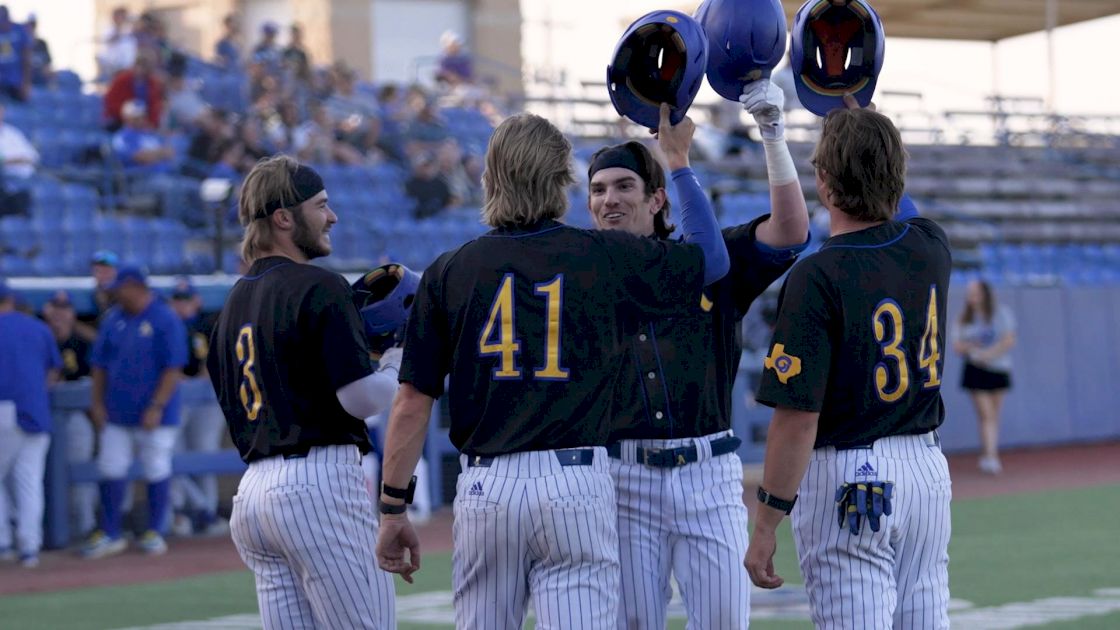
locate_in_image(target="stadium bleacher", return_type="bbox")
[2,54,1118,293]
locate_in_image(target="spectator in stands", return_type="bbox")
[404,98,450,158]
[182,107,233,178]
[0,102,35,177]
[282,23,311,84]
[41,290,99,538]
[111,100,175,174]
[25,14,51,87]
[97,6,136,81]
[0,278,62,568]
[295,102,363,165]
[405,151,455,219]
[167,278,228,538]
[81,265,187,559]
[954,280,1017,475]
[164,54,208,131]
[103,49,164,131]
[133,12,172,67]
[435,138,470,202]
[435,30,472,87]
[0,6,30,102]
[250,21,281,73]
[0,103,38,197]
[214,14,241,70]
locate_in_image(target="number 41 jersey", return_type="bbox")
[400,219,708,458]
[756,218,952,449]
[208,256,375,463]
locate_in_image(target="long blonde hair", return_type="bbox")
[481,113,574,228]
[238,155,300,263]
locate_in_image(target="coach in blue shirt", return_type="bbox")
[0,279,61,567]
[82,266,188,559]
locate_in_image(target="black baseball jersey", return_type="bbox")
[58,334,92,381]
[399,219,708,457]
[182,314,214,378]
[609,216,800,441]
[208,256,375,463]
[756,218,952,448]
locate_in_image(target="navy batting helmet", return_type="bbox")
[694,0,788,102]
[607,10,708,130]
[791,0,885,116]
[351,263,421,356]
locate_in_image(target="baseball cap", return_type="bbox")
[262,21,278,35]
[170,277,197,300]
[48,289,73,308]
[91,250,119,267]
[108,265,148,290]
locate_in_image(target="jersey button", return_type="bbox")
[639,334,648,342]
[647,371,656,380]
[655,411,664,419]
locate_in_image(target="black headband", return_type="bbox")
[256,164,325,219]
[588,144,651,183]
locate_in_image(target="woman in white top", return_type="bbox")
[953,280,1016,474]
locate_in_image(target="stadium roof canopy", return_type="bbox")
[777,0,1120,41]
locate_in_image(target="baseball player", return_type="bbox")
[0,279,62,568]
[208,155,399,629]
[168,278,228,536]
[375,106,729,629]
[593,78,808,629]
[746,100,952,630]
[82,265,188,559]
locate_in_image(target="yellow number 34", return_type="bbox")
[872,285,942,403]
[236,325,263,421]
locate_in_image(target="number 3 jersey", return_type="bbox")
[400,219,708,458]
[756,218,952,449]
[208,256,375,463]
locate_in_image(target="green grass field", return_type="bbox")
[2,485,1118,629]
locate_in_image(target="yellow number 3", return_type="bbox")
[872,286,942,404]
[236,325,263,421]
[873,300,910,403]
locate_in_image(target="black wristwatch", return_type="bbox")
[757,486,797,515]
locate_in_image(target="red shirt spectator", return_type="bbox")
[103,52,163,130]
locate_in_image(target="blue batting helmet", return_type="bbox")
[790,0,885,116]
[351,263,421,356]
[607,10,709,130]
[694,0,788,101]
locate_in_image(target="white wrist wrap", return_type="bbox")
[762,137,798,186]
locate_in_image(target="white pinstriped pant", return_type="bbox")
[230,445,395,629]
[793,431,951,630]
[610,430,750,630]
[453,446,619,629]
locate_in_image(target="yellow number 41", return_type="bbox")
[478,274,570,381]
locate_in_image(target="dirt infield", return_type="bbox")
[3,441,1117,597]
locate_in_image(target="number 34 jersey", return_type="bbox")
[208,256,375,463]
[756,218,952,449]
[400,219,708,458]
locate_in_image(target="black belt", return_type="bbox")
[832,430,941,451]
[607,435,742,468]
[467,448,596,468]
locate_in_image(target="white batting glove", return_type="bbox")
[376,346,403,376]
[739,79,786,142]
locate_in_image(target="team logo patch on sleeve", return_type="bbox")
[764,343,802,384]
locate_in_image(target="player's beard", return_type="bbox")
[292,208,330,260]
